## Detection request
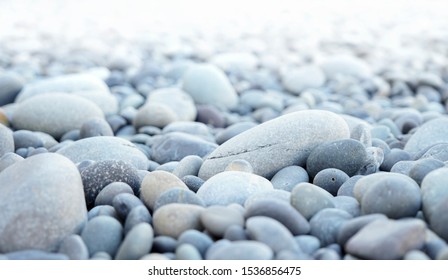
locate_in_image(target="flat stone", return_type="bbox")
[57,136,149,169]
[177,229,213,257]
[124,206,152,234]
[115,223,154,260]
[196,171,274,206]
[153,204,204,238]
[0,153,87,253]
[154,187,205,210]
[345,219,427,259]
[172,155,203,178]
[199,110,350,180]
[79,117,114,138]
[94,182,134,207]
[291,183,335,220]
[175,243,202,260]
[146,87,197,122]
[12,93,104,139]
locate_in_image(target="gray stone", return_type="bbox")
[332,196,361,217]
[200,205,245,237]
[291,183,335,220]
[79,117,114,138]
[58,234,89,260]
[199,110,350,180]
[5,250,69,260]
[336,175,363,197]
[337,214,387,246]
[182,175,204,193]
[0,153,87,253]
[414,143,448,162]
[133,102,178,129]
[152,132,217,164]
[306,139,368,178]
[408,158,445,185]
[154,187,205,210]
[115,223,154,260]
[57,136,149,169]
[320,55,372,80]
[381,149,412,171]
[87,205,119,220]
[181,63,238,109]
[124,206,152,234]
[225,159,254,173]
[152,236,177,253]
[244,189,291,208]
[178,229,213,257]
[163,121,213,141]
[245,198,310,235]
[81,216,123,257]
[310,208,353,247]
[90,252,112,260]
[345,219,427,259]
[215,122,257,145]
[295,235,321,255]
[175,244,202,260]
[81,160,140,207]
[281,65,326,94]
[0,152,23,172]
[112,193,145,220]
[153,204,204,238]
[271,166,309,191]
[196,105,226,128]
[206,240,273,260]
[12,93,104,139]
[405,117,448,154]
[13,130,44,149]
[196,171,274,206]
[246,216,299,253]
[223,225,248,241]
[313,168,349,196]
[147,88,197,121]
[172,155,203,178]
[94,182,134,207]
[0,123,14,158]
[0,72,24,106]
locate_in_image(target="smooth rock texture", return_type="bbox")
[404,117,448,154]
[196,171,274,206]
[154,187,205,210]
[57,234,89,260]
[206,241,273,260]
[199,110,350,180]
[79,117,114,138]
[310,208,353,246]
[271,166,309,192]
[291,183,335,220]
[94,182,134,206]
[320,55,372,79]
[146,87,197,122]
[81,216,123,257]
[181,63,238,109]
[0,72,24,106]
[0,124,14,157]
[200,205,245,237]
[153,204,204,238]
[57,136,149,169]
[345,219,427,259]
[115,223,154,260]
[0,153,87,253]
[281,65,326,94]
[12,93,104,139]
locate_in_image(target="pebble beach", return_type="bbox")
[1,0,448,260]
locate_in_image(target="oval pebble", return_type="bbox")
[244,189,291,209]
[336,175,364,197]
[206,240,273,260]
[408,158,445,185]
[182,175,204,193]
[175,244,202,260]
[332,196,361,217]
[291,183,335,220]
[87,205,119,220]
[313,168,349,196]
[380,148,412,171]
[200,205,245,238]
[79,117,114,138]
[215,122,257,145]
[152,236,178,253]
[153,204,204,238]
[13,130,44,149]
[172,155,203,179]
[178,230,213,257]
[295,235,321,255]
[94,182,134,207]
[404,117,448,154]
[0,124,14,157]
[337,214,387,246]
[81,216,123,257]
[124,206,152,234]
[271,166,309,191]
[310,208,353,247]
[58,234,89,260]
[245,198,310,235]
[112,193,145,220]
[5,250,69,260]
[0,152,24,172]
[154,187,205,211]
[115,223,154,260]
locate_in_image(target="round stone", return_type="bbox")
[181,63,238,109]
[196,171,274,206]
[196,105,226,128]
[223,225,248,241]
[175,243,202,260]
[172,155,203,179]
[295,235,321,255]
[306,139,368,178]
[206,240,273,260]
[81,160,140,207]
[87,205,119,220]
[291,183,335,220]
[178,229,213,257]
[182,175,204,193]
[313,168,349,196]
[337,214,387,247]
[0,72,24,106]
[380,148,412,171]
[245,198,310,235]
[200,205,245,237]
[13,130,44,150]
[152,236,177,253]
[281,65,326,94]
[332,196,361,217]
[57,234,89,260]
[57,136,149,169]
[146,87,197,122]
[154,187,205,210]
[124,206,152,234]
[199,110,350,180]
[244,189,291,208]
[115,223,154,260]
[133,102,178,129]
[215,122,257,145]
[81,216,123,257]
[79,117,114,138]
[271,166,309,191]
[12,93,104,139]
[408,158,445,185]
[112,193,145,220]
[405,117,448,154]
[140,170,189,211]
[310,208,353,247]
[94,182,134,207]
[0,153,87,253]
[0,152,24,172]
[337,175,364,197]
[153,204,204,238]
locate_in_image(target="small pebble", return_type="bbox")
[290,183,335,220]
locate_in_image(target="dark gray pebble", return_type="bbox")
[81,216,123,257]
[58,234,89,260]
[223,224,248,241]
[408,158,445,185]
[271,166,309,192]
[178,229,214,258]
[152,236,178,253]
[124,205,152,234]
[154,187,205,211]
[13,130,44,149]
[112,193,145,221]
[106,114,127,133]
[313,168,349,196]
[182,175,204,193]
[380,148,412,171]
[172,155,203,179]
[310,208,353,247]
[337,214,387,246]
[94,182,134,206]
[196,105,226,128]
[88,205,119,220]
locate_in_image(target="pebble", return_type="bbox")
[206,240,273,260]
[5,250,69,260]
[271,166,309,191]
[313,248,341,260]
[147,88,197,122]
[90,251,112,260]
[79,117,114,138]
[112,193,145,220]
[0,72,24,106]
[163,121,212,141]
[140,170,189,210]
[81,160,140,207]
[245,198,310,235]
[306,139,368,178]
[199,110,350,180]
[94,182,134,206]
[152,236,178,253]
[290,183,335,220]
[0,152,24,172]
[133,102,177,129]
[200,205,245,237]
[196,105,226,128]
[12,130,44,149]
[154,187,205,210]
[0,123,14,157]
[172,155,203,178]
[124,205,152,234]
[181,63,238,109]
[196,171,274,206]
[175,243,202,260]
[58,234,89,260]
[151,132,218,164]
[56,136,149,170]
[115,223,154,260]
[320,55,372,80]
[408,158,445,185]
[12,93,104,139]
[246,216,299,254]
[81,216,123,257]
[281,65,326,94]
[244,189,291,208]
[87,205,119,220]
[223,224,248,241]
[182,175,204,193]
[178,230,214,257]
[355,173,421,219]
[215,122,257,145]
[404,117,448,154]
[313,168,350,196]
[380,148,412,171]
[345,218,427,259]
[152,204,204,238]
[224,159,253,173]
[337,214,388,246]
[310,208,353,247]
[414,143,448,162]
[390,160,415,175]
[211,52,258,72]
[0,153,87,253]
[295,235,321,255]
[337,175,364,197]
[332,196,361,217]
[106,115,127,133]
[404,250,431,260]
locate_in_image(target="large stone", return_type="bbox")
[0,124,14,158]
[56,136,149,170]
[199,110,350,180]
[181,63,238,109]
[12,93,104,139]
[405,117,448,154]
[0,153,87,253]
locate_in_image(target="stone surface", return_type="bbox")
[200,205,245,237]
[81,216,123,257]
[313,168,349,196]
[154,187,205,210]
[310,208,353,246]
[196,171,274,206]
[79,117,114,138]
[404,117,448,154]
[57,234,89,260]
[57,136,149,169]
[115,223,154,260]
[0,153,87,253]
[206,241,273,260]
[146,87,197,122]
[0,72,24,106]
[337,214,387,247]
[271,166,309,192]
[0,152,24,172]
[0,124,14,158]
[153,204,204,238]
[124,205,152,234]
[320,55,372,79]
[177,229,213,257]
[94,182,134,207]
[12,93,104,139]
[281,65,326,94]
[199,110,350,180]
[291,183,335,220]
